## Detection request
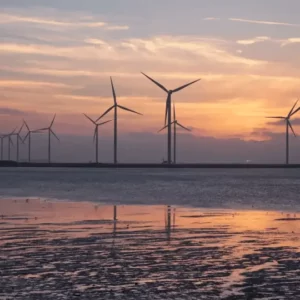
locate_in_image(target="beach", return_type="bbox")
[1,198,300,299]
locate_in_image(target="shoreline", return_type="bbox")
[0,196,299,214]
[1,161,300,168]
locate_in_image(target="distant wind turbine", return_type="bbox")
[23,121,43,162]
[6,127,17,161]
[141,72,200,164]
[83,114,112,163]
[266,99,300,164]
[11,123,24,162]
[37,114,59,163]
[158,103,191,164]
[96,77,142,164]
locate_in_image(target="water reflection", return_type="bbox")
[1,199,300,299]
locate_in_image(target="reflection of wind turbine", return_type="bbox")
[83,114,111,163]
[96,77,142,164]
[11,123,24,162]
[142,72,200,164]
[158,103,191,164]
[37,115,59,163]
[266,99,300,164]
[23,121,43,162]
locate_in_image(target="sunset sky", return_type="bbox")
[1,0,300,162]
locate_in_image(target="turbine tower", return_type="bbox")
[11,123,24,162]
[23,121,42,162]
[37,114,59,163]
[267,99,300,164]
[83,114,111,163]
[96,77,142,164]
[141,72,200,164]
[158,103,191,164]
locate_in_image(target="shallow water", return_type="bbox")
[1,168,300,210]
[1,199,300,299]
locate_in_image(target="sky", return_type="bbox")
[1,0,300,162]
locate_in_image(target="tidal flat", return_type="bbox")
[1,199,300,299]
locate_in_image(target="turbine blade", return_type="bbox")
[11,126,18,134]
[158,122,174,133]
[50,114,56,128]
[9,137,14,146]
[83,113,96,124]
[158,124,168,133]
[164,95,170,126]
[172,79,201,93]
[141,72,168,93]
[265,116,285,119]
[23,132,29,142]
[288,99,299,118]
[18,123,24,134]
[23,120,30,131]
[291,107,300,117]
[288,120,297,137]
[177,122,191,131]
[98,120,112,126]
[110,77,117,104]
[50,129,60,141]
[96,105,114,122]
[117,105,142,115]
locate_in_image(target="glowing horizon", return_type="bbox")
[1,1,300,142]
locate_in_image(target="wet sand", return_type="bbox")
[1,199,300,299]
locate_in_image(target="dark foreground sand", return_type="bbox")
[1,199,300,299]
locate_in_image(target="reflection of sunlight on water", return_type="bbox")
[1,198,300,298]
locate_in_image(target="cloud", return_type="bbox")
[0,36,266,67]
[237,36,270,45]
[0,107,25,116]
[281,38,300,46]
[203,17,220,21]
[106,25,129,31]
[0,11,129,32]
[0,80,73,89]
[229,18,300,27]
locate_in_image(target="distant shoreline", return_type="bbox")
[1,161,300,168]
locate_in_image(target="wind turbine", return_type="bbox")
[37,114,59,163]
[83,114,111,163]
[141,72,200,164]
[158,103,191,164]
[96,77,142,164]
[23,121,43,162]
[11,123,24,162]
[6,128,17,161]
[266,99,300,164]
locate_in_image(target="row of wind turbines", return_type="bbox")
[1,73,300,164]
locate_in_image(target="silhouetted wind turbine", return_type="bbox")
[142,72,200,164]
[36,115,59,163]
[23,121,42,162]
[96,77,142,164]
[83,114,111,163]
[11,123,24,162]
[266,99,300,164]
[6,128,17,161]
[158,103,191,164]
